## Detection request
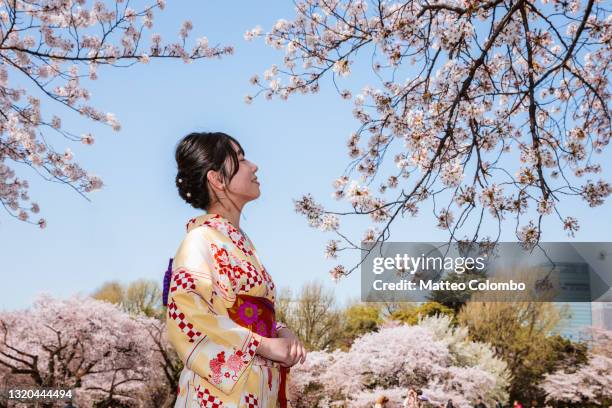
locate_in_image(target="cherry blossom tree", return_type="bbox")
[288,315,510,408]
[247,0,611,279]
[0,294,161,407]
[540,327,612,406]
[0,0,232,227]
[140,316,183,408]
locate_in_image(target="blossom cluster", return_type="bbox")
[0,294,165,406]
[251,0,611,279]
[288,315,510,407]
[540,328,612,405]
[0,0,232,227]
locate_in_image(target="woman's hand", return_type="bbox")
[277,327,307,367]
[256,330,307,367]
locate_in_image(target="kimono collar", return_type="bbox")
[185,213,249,239]
[185,213,232,233]
[185,213,257,257]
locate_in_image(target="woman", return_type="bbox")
[164,132,306,407]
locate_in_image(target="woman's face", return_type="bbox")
[225,145,260,204]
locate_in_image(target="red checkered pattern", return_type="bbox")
[244,336,260,360]
[170,270,196,294]
[202,215,254,256]
[225,224,254,256]
[196,386,224,408]
[168,300,203,343]
[261,267,272,283]
[233,237,254,256]
[243,393,259,408]
[234,260,263,292]
[262,268,275,291]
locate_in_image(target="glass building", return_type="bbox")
[553,261,611,340]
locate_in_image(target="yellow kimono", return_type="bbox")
[166,213,291,408]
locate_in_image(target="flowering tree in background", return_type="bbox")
[247,0,611,279]
[540,327,612,406]
[288,315,510,407]
[140,315,183,408]
[0,294,160,407]
[0,0,232,228]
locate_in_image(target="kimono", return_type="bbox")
[166,213,292,408]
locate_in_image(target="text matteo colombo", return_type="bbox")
[372,280,526,291]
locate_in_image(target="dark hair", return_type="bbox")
[175,132,244,210]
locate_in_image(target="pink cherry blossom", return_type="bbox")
[0,294,164,406]
[1,1,232,227]
[289,315,509,408]
[249,0,611,278]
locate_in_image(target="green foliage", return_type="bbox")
[390,301,455,325]
[428,270,487,313]
[459,300,587,404]
[546,334,589,372]
[335,303,383,350]
[92,279,164,319]
[92,281,124,305]
[344,303,382,334]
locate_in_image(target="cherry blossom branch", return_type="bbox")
[0,0,234,227]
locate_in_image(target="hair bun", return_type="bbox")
[174,132,244,210]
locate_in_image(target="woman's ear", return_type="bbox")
[206,170,225,191]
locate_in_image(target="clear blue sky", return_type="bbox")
[2,2,611,311]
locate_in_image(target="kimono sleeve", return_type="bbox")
[166,226,263,395]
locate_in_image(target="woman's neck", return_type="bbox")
[206,203,242,229]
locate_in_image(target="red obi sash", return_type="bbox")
[228,295,289,408]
